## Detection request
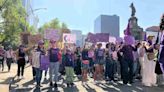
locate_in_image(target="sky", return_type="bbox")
[32,0,164,37]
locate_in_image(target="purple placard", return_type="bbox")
[40,55,50,71]
[44,28,60,41]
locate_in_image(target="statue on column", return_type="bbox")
[130,3,136,17]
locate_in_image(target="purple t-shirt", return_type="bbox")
[120,45,135,61]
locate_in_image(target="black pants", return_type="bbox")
[32,67,36,77]
[17,58,25,76]
[122,58,134,84]
[0,59,4,71]
[6,58,13,71]
[74,59,82,75]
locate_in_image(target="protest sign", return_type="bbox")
[44,29,60,41]
[20,32,30,45]
[86,33,109,43]
[109,36,116,44]
[28,34,42,46]
[63,33,76,43]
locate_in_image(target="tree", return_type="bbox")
[0,0,29,47]
[39,18,69,35]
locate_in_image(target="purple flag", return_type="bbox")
[124,22,131,35]
[144,32,147,41]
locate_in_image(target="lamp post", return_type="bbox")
[24,8,46,32]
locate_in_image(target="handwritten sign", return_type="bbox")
[28,34,42,45]
[63,33,76,43]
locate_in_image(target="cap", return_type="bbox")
[38,40,44,45]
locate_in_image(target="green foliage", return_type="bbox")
[38,18,68,35]
[0,0,29,47]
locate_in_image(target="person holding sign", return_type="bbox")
[48,39,61,88]
[31,40,46,87]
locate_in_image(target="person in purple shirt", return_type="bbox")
[48,39,61,88]
[120,44,136,84]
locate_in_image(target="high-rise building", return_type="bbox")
[71,30,83,47]
[94,15,120,37]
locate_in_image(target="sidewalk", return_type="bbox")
[0,63,18,92]
[1,63,164,92]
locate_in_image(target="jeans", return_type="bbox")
[133,59,140,77]
[105,58,115,80]
[122,58,134,83]
[35,68,42,85]
[65,67,74,83]
[49,62,59,83]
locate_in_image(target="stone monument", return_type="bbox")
[128,3,144,40]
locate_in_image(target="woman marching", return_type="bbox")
[32,40,46,87]
[17,45,34,79]
[48,39,61,88]
[65,48,75,87]
[142,36,157,86]
[94,43,105,81]
[74,47,82,77]
[88,45,95,78]
[81,45,89,84]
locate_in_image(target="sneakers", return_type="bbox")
[50,82,58,88]
[50,82,53,86]
[54,83,57,88]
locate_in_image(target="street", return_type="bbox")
[0,63,163,92]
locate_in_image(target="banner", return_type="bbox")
[63,33,76,43]
[44,29,60,41]
[28,34,42,46]
[86,33,109,43]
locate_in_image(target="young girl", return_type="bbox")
[65,49,75,87]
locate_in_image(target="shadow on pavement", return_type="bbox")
[0,77,14,84]
[22,79,35,87]
[83,84,96,92]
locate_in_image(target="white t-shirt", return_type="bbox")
[6,50,14,58]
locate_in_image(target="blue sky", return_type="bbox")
[33,0,164,37]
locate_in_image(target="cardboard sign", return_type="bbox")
[63,33,76,43]
[28,34,42,45]
[20,32,30,45]
[44,29,60,41]
[109,36,116,44]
